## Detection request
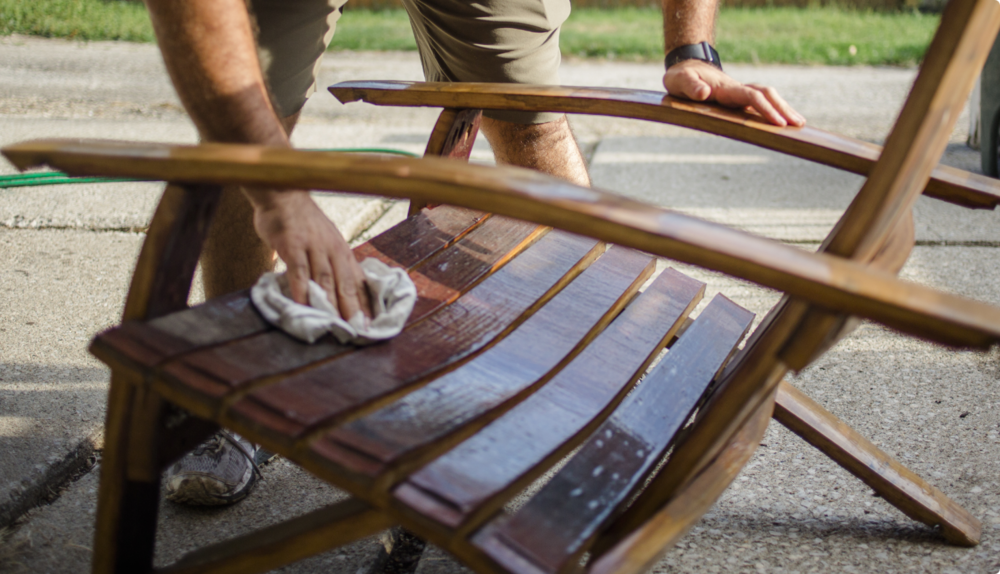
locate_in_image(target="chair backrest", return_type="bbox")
[589,0,1000,560]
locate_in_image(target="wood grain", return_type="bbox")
[225,231,604,441]
[586,390,774,574]
[317,247,655,483]
[328,81,1000,211]
[158,216,541,396]
[412,108,483,215]
[91,205,486,370]
[393,268,705,532]
[474,295,754,574]
[13,139,1000,349]
[159,498,392,574]
[774,380,981,546]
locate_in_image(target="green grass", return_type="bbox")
[0,0,153,42]
[0,0,941,66]
[334,9,418,51]
[716,7,939,66]
[561,7,939,65]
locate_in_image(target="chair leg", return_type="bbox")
[411,108,483,216]
[773,379,981,546]
[93,372,169,574]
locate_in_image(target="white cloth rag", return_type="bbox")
[250,258,417,345]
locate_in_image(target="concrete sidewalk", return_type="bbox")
[2,34,1000,573]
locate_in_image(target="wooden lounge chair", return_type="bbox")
[2,0,999,572]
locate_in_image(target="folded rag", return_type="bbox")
[250,258,417,345]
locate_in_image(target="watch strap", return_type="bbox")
[665,42,722,71]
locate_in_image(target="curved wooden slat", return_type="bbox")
[7,139,1000,349]
[328,81,1000,211]
[585,390,774,574]
[90,206,488,371]
[473,295,754,574]
[393,268,704,533]
[317,248,654,490]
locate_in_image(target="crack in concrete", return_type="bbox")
[0,432,102,530]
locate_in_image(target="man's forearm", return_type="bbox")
[662,0,718,53]
[144,0,288,148]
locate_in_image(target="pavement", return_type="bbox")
[1,33,999,574]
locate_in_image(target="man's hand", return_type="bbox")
[663,60,806,127]
[249,189,373,321]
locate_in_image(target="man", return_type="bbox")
[145,0,804,506]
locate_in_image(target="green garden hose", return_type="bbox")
[0,147,420,189]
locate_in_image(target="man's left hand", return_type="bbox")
[663,59,806,127]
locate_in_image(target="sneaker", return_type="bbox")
[164,430,265,506]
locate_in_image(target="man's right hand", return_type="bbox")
[249,189,373,321]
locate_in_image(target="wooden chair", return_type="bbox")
[3,0,1000,572]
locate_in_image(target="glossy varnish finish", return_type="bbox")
[90,205,487,371]
[394,268,705,531]
[154,215,541,396]
[474,295,754,574]
[329,81,1000,211]
[317,247,654,483]
[225,231,604,441]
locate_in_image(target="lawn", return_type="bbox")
[0,0,940,66]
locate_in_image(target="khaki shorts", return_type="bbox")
[250,0,567,124]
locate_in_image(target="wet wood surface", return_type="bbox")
[393,268,705,531]
[91,205,487,370]
[586,390,775,574]
[225,231,604,441]
[473,295,754,574]
[316,247,654,482]
[329,81,1000,211]
[157,215,541,395]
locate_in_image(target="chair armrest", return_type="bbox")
[5,138,1000,349]
[329,81,1000,211]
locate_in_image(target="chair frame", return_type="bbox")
[3,0,1000,572]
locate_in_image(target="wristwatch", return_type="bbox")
[665,42,722,71]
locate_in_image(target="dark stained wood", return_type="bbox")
[158,216,542,396]
[586,390,774,574]
[115,183,221,322]
[328,81,1000,212]
[315,247,655,483]
[393,268,705,531]
[412,108,484,215]
[90,205,487,370]
[159,498,392,574]
[356,205,487,268]
[92,373,145,574]
[14,140,1000,349]
[423,108,482,211]
[225,231,605,440]
[773,380,981,546]
[425,109,483,160]
[474,295,754,574]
